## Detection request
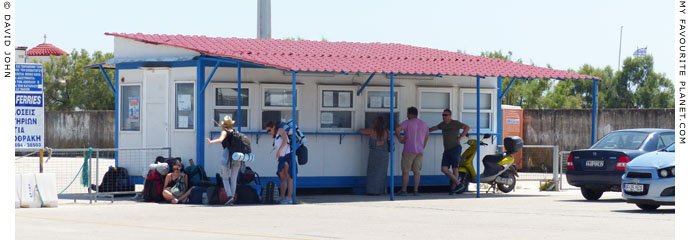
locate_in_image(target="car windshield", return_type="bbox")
[591,131,650,149]
[661,143,675,152]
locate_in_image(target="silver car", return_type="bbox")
[621,143,675,210]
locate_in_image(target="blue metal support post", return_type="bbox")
[98,65,116,94]
[476,76,481,198]
[114,65,119,165]
[389,73,395,201]
[591,79,598,145]
[237,63,242,131]
[291,71,298,204]
[497,76,503,149]
[196,60,206,167]
[357,73,377,96]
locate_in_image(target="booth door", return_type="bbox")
[144,70,170,148]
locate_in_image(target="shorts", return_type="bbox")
[277,154,298,177]
[441,145,462,169]
[401,153,423,172]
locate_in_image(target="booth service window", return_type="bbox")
[365,90,399,129]
[460,89,494,132]
[175,83,194,129]
[418,90,451,127]
[121,85,141,131]
[262,88,298,126]
[215,87,249,128]
[319,89,354,129]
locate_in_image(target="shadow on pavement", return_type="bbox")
[611,208,675,214]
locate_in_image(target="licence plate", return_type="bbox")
[624,183,644,193]
[586,160,604,167]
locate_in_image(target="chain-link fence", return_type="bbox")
[15,147,170,203]
[502,144,561,190]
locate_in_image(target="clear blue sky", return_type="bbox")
[17,0,674,79]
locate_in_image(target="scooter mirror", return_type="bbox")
[482,134,491,139]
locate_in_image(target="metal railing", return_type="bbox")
[15,147,170,203]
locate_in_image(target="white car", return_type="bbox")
[621,143,675,210]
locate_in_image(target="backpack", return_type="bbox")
[235,185,260,204]
[223,130,252,155]
[279,119,307,145]
[206,185,220,205]
[295,144,308,165]
[184,165,208,187]
[238,166,260,185]
[143,169,164,202]
[260,181,280,204]
[98,167,134,192]
[188,186,207,204]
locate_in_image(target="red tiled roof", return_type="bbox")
[26,43,69,56]
[105,33,598,80]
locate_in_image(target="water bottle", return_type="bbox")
[202,192,208,205]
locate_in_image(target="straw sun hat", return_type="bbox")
[221,116,235,129]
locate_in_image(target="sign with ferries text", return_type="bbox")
[15,64,44,149]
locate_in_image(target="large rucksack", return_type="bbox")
[98,167,134,192]
[143,169,164,202]
[279,119,307,145]
[223,130,252,155]
[235,185,260,204]
[260,181,280,204]
[184,165,208,187]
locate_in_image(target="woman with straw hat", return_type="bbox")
[206,116,242,205]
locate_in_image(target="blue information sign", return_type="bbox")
[15,64,43,92]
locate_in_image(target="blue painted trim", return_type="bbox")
[237,63,242,131]
[476,76,481,198]
[497,76,503,149]
[98,65,116,93]
[114,65,119,166]
[116,61,198,70]
[198,56,268,69]
[196,59,206,167]
[291,71,298,204]
[591,79,599,145]
[500,77,518,99]
[201,61,220,95]
[356,73,376,96]
[389,73,395,201]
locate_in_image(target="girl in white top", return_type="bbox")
[265,121,295,204]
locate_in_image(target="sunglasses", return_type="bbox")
[442,114,450,117]
[173,167,181,171]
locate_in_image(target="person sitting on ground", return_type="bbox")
[162,160,193,204]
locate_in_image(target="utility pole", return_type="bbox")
[617,26,623,71]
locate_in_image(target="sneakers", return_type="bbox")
[413,191,420,196]
[224,197,234,206]
[279,198,294,204]
[452,183,465,193]
[448,190,455,195]
[396,191,408,196]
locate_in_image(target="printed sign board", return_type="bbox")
[15,64,44,149]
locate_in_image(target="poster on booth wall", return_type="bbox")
[128,97,140,121]
[177,94,191,111]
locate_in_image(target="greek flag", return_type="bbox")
[633,47,647,58]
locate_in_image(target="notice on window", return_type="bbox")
[128,97,140,121]
[321,112,334,124]
[177,94,191,111]
[369,96,383,108]
[323,91,334,107]
[270,93,284,106]
[338,92,351,108]
[383,96,393,108]
[178,116,189,128]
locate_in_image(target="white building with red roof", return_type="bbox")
[94,33,599,194]
[16,39,69,63]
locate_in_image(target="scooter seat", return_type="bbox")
[480,153,507,178]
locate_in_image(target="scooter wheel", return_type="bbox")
[497,171,516,193]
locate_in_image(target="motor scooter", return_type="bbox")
[456,135,523,193]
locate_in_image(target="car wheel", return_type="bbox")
[636,203,660,211]
[580,187,604,200]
